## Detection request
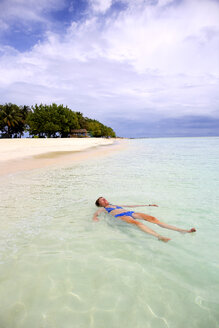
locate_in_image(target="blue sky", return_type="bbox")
[0,0,219,137]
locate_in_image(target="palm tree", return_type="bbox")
[0,103,24,138]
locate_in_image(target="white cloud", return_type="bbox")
[0,0,65,30]
[89,0,112,13]
[0,0,219,127]
[101,0,219,74]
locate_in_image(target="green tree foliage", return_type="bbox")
[0,103,30,138]
[75,112,116,137]
[59,106,80,137]
[85,119,116,138]
[0,102,116,138]
[27,104,80,138]
[75,112,88,130]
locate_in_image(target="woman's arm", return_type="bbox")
[92,208,105,221]
[119,204,159,208]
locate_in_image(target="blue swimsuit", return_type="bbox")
[105,205,135,218]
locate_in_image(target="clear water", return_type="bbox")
[0,137,218,328]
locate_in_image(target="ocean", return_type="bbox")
[0,137,218,328]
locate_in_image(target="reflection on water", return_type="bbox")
[0,137,219,328]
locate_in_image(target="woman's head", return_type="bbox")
[95,197,109,207]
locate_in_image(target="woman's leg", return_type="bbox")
[118,216,170,242]
[133,213,196,233]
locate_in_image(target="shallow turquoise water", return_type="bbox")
[0,137,218,328]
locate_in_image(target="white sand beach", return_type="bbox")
[0,138,125,176]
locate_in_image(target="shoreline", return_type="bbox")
[0,138,127,176]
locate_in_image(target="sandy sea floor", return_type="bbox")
[0,137,218,328]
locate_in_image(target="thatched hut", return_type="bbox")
[70,129,89,137]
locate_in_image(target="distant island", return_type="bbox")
[0,103,116,138]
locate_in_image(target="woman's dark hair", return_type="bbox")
[95,197,103,207]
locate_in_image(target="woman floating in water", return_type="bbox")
[93,197,196,242]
